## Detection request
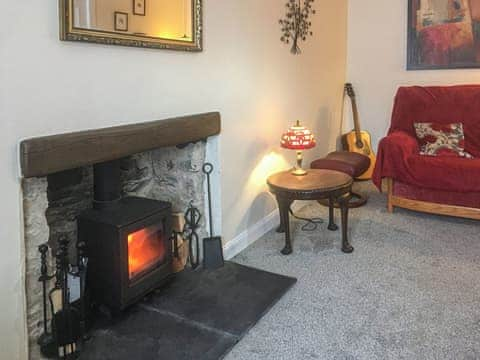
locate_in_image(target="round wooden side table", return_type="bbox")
[267,169,354,255]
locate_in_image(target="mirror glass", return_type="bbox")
[60,0,201,51]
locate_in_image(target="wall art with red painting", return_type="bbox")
[408,0,480,69]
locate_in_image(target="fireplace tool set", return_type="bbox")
[37,237,87,359]
[179,162,225,270]
[36,162,224,358]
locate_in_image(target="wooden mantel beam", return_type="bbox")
[20,112,221,178]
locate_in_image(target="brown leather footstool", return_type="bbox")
[311,151,371,208]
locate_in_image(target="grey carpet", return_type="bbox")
[226,182,480,360]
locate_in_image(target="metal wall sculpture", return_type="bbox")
[279,0,316,55]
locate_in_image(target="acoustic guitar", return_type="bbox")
[342,83,376,180]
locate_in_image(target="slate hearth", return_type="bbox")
[79,262,296,360]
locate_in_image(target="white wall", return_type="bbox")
[347,0,480,150]
[0,1,347,359]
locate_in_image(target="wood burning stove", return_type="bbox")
[78,160,173,312]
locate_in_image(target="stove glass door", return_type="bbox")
[127,222,167,282]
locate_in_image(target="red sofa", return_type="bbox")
[373,85,480,220]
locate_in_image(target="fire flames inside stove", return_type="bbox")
[128,223,167,282]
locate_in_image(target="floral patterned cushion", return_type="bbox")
[413,122,473,158]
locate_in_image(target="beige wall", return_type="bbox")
[347,0,480,150]
[0,1,347,358]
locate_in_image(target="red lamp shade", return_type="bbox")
[281,120,316,150]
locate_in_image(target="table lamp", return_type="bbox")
[281,120,316,176]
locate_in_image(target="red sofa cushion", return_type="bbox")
[405,155,480,192]
[390,85,480,157]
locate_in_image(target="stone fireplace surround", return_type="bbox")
[20,113,221,359]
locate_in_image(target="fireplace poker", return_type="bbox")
[76,240,88,342]
[37,244,56,357]
[49,246,66,358]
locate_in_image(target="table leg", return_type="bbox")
[276,197,293,255]
[328,196,338,231]
[339,193,354,254]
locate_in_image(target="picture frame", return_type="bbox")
[114,12,129,32]
[407,0,480,70]
[133,0,146,16]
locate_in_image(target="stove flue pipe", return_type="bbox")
[93,159,121,210]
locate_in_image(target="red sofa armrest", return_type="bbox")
[381,131,419,156]
[372,131,419,190]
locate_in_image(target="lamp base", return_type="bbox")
[291,168,307,176]
[291,150,307,176]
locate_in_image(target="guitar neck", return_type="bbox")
[351,97,362,140]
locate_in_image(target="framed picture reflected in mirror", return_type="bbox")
[133,0,146,16]
[114,12,128,32]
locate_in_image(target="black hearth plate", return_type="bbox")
[79,307,235,360]
[79,261,296,360]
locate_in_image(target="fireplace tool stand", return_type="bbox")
[37,237,88,359]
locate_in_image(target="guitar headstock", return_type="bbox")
[345,83,356,99]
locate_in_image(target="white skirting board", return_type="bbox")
[223,202,306,260]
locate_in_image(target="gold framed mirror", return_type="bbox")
[59,0,202,51]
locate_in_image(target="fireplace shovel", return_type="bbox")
[202,163,224,270]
